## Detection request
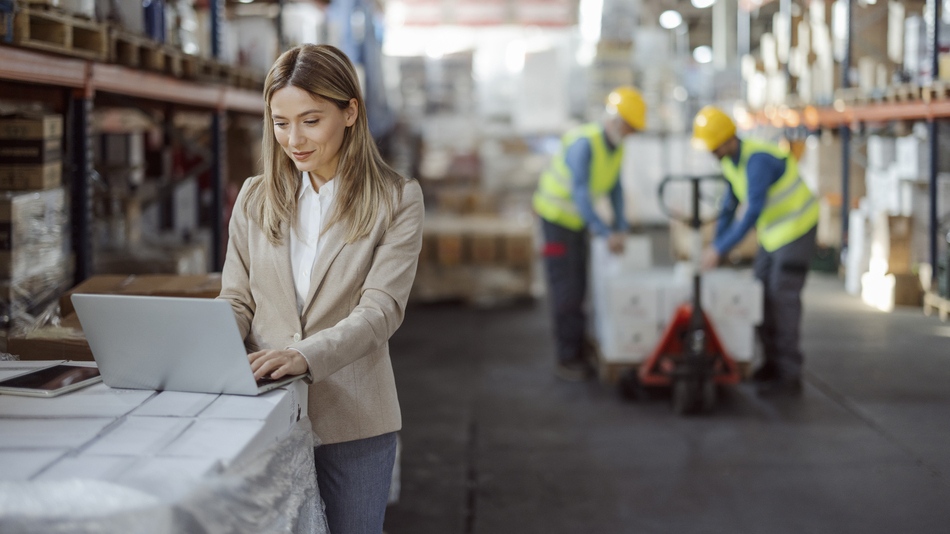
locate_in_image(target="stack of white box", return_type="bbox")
[589,237,763,365]
[851,133,932,299]
[0,361,307,490]
[864,133,928,219]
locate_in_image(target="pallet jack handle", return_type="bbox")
[657,174,727,354]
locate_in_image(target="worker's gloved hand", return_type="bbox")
[700,246,720,271]
[607,232,625,255]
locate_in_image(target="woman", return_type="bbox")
[218,43,424,533]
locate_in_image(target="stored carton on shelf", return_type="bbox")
[0,114,63,140]
[6,316,93,361]
[0,162,62,190]
[0,138,62,165]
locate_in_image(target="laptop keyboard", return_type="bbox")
[255,376,280,387]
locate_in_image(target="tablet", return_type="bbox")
[0,363,102,397]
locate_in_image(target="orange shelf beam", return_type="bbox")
[757,98,950,130]
[0,46,87,87]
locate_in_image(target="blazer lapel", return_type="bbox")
[302,220,347,313]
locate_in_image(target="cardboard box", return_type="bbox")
[0,418,115,449]
[711,319,756,362]
[6,320,94,361]
[670,219,759,263]
[160,382,306,468]
[595,320,659,364]
[0,162,62,190]
[589,235,653,277]
[0,450,67,481]
[702,269,764,324]
[84,416,194,456]
[893,135,928,181]
[436,234,463,266]
[0,138,62,165]
[502,232,533,267]
[870,214,913,275]
[861,271,923,311]
[0,114,63,140]
[0,382,154,418]
[60,273,222,317]
[131,391,219,417]
[601,280,660,323]
[468,234,499,265]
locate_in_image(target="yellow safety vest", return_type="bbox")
[721,139,818,252]
[533,123,623,231]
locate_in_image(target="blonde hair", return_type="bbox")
[244,44,405,245]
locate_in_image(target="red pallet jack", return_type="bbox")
[619,175,742,415]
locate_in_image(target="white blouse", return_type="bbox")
[290,172,337,314]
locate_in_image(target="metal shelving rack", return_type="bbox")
[752,0,944,287]
[0,8,264,283]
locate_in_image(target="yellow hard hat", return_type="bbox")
[692,106,736,151]
[606,86,646,131]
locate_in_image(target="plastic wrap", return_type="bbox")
[0,257,72,331]
[0,187,68,280]
[0,418,329,534]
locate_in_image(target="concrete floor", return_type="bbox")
[383,273,950,533]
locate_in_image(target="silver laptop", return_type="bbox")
[71,294,305,396]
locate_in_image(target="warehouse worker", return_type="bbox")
[533,86,645,382]
[692,106,818,397]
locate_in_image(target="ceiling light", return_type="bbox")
[691,0,716,8]
[659,10,683,29]
[693,45,713,64]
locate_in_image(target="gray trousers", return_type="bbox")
[753,225,817,381]
[314,431,397,534]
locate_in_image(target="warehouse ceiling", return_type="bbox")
[643,0,781,49]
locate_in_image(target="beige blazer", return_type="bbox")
[218,176,424,445]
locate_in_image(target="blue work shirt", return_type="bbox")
[564,130,628,237]
[714,141,786,254]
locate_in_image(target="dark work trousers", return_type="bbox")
[753,225,817,381]
[541,219,589,365]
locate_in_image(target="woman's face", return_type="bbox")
[270,85,357,180]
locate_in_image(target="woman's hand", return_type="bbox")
[249,349,310,380]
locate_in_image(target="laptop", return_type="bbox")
[71,294,306,396]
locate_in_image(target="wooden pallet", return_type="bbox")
[109,29,150,69]
[834,87,873,106]
[923,290,950,321]
[885,83,922,103]
[922,81,950,102]
[593,347,638,386]
[591,339,752,387]
[20,0,95,19]
[231,66,264,90]
[180,53,202,80]
[196,58,228,84]
[12,6,107,60]
[180,54,236,85]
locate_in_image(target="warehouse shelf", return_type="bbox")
[1,16,263,282]
[0,46,263,114]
